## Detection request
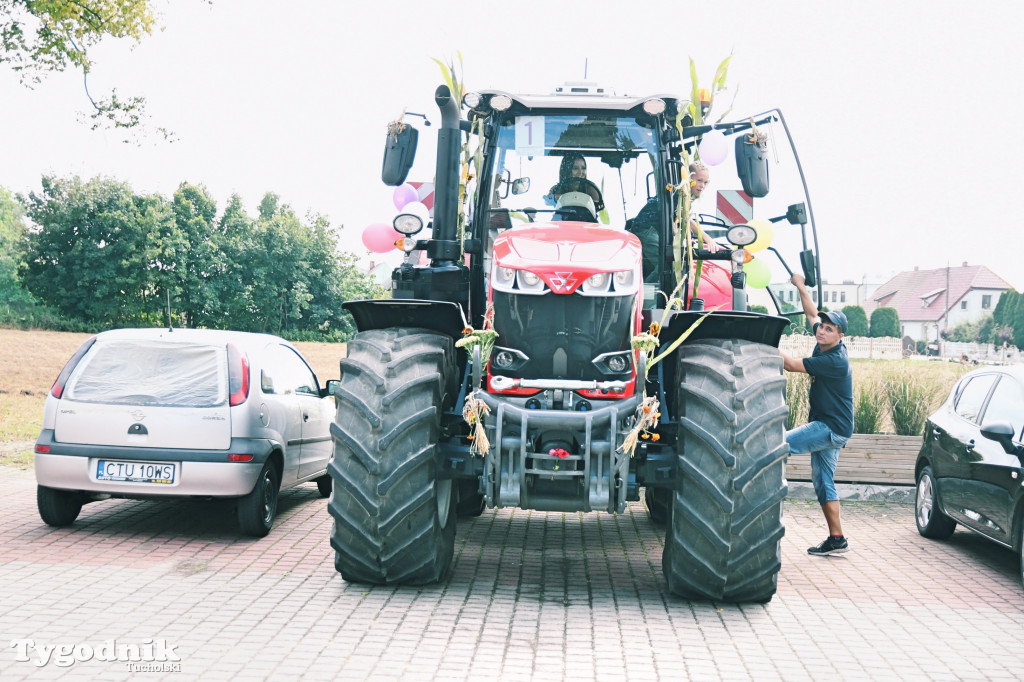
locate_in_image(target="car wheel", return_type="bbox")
[1018,517,1024,591]
[915,465,956,539]
[238,462,279,538]
[316,475,332,498]
[37,485,83,527]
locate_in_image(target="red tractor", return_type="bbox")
[329,82,822,603]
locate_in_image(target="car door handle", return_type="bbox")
[965,439,975,453]
[303,413,309,422]
[932,429,941,439]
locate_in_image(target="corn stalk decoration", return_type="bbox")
[456,304,498,456]
[671,53,738,298]
[620,278,720,457]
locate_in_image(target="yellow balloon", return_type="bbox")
[745,218,774,253]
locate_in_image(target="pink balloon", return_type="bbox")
[362,222,401,253]
[392,183,419,211]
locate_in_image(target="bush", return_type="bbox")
[842,305,869,337]
[870,306,900,338]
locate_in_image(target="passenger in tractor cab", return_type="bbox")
[626,162,719,282]
[547,152,605,215]
[687,162,719,253]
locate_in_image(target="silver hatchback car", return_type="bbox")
[34,328,336,537]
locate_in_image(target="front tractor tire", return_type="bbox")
[328,328,457,585]
[663,339,789,603]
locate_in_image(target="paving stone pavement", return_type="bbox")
[1,465,1022,681]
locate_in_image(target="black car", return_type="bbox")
[915,365,1024,588]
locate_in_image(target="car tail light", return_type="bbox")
[227,454,253,462]
[50,336,97,398]
[35,444,50,454]
[228,343,250,406]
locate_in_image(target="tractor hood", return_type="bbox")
[491,223,642,296]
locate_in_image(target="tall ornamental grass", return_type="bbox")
[853,385,887,435]
[883,367,943,436]
[785,359,971,435]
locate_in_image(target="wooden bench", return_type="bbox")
[785,434,921,486]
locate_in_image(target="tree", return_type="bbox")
[841,305,868,337]
[869,306,900,338]
[0,187,34,306]
[23,175,172,326]
[992,289,1020,346]
[1,0,166,137]
[167,182,218,327]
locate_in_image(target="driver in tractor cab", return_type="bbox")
[547,152,604,221]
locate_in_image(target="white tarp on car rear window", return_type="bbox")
[66,340,228,407]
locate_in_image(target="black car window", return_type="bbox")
[981,376,1024,442]
[953,374,998,424]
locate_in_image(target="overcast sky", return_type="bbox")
[2,0,1022,291]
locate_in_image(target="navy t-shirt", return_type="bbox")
[802,324,854,438]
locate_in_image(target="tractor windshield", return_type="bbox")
[483,114,661,229]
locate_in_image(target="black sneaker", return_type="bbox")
[807,536,848,556]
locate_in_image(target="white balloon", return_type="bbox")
[698,130,729,166]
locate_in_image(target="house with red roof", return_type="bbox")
[867,263,1014,341]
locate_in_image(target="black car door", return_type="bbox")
[960,374,1024,546]
[937,373,998,525]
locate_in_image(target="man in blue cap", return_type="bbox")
[780,273,854,556]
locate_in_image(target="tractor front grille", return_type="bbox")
[490,291,635,382]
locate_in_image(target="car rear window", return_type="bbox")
[65,339,228,407]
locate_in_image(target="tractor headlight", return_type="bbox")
[613,270,634,290]
[517,269,547,293]
[727,224,757,247]
[393,201,430,236]
[494,266,516,290]
[490,94,512,111]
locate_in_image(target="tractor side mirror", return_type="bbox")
[799,250,817,288]
[735,134,769,198]
[382,123,418,186]
[512,178,531,195]
[786,203,807,225]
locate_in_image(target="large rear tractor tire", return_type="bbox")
[328,328,457,585]
[663,339,789,603]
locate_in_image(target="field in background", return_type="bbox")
[0,328,977,468]
[0,329,346,468]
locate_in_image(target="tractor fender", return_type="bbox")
[660,310,791,350]
[343,299,466,340]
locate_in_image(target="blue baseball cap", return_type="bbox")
[820,310,848,334]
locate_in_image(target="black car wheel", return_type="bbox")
[316,474,332,498]
[915,465,956,539]
[1018,518,1024,591]
[238,462,279,538]
[37,485,83,527]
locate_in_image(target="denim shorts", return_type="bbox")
[785,421,849,504]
